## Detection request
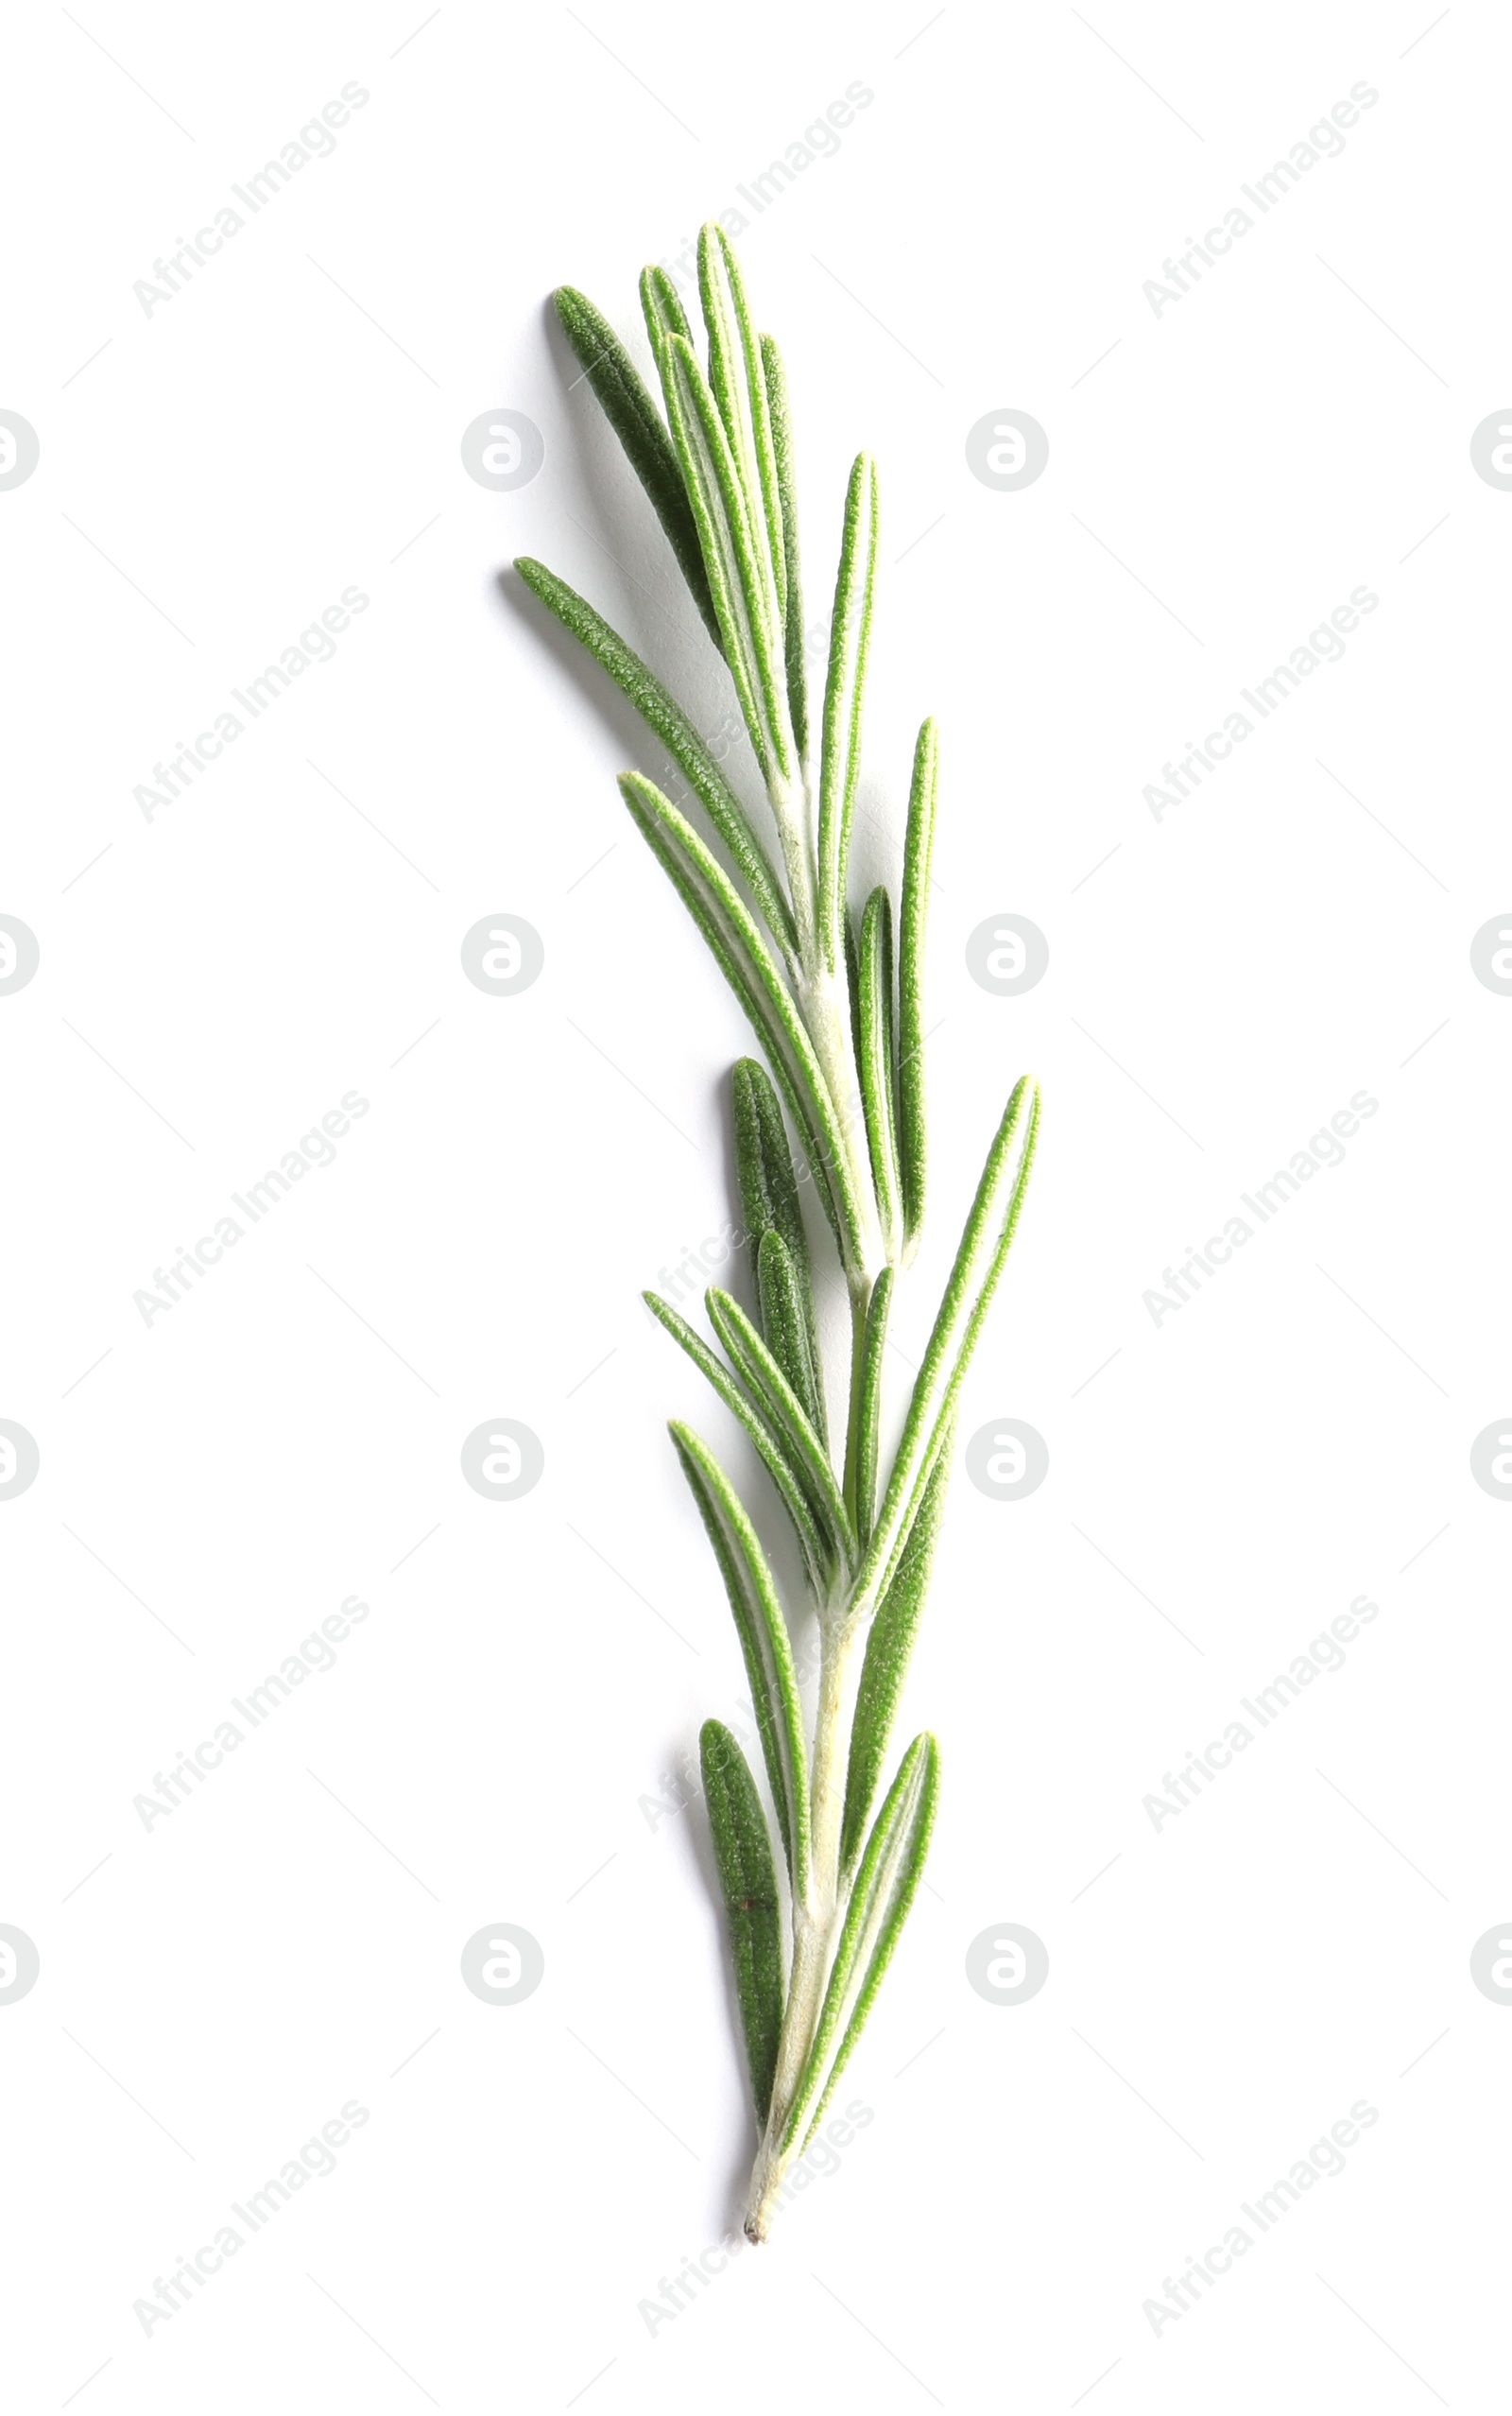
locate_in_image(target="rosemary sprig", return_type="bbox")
[515,225,1040,2241]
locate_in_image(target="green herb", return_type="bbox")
[516,224,1040,2241]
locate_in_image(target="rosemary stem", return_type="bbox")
[798,964,885,1286]
[744,1607,865,2240]
[840,1282,870,1531]
[768,770,817,949]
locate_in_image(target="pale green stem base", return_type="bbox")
[743,777,886,2242]
[744,1610,866,2241]
[798,963,886,1292]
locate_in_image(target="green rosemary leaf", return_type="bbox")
[659,333,794,791]
[816,453,880,975]
[671,1424,811,1895]
[857,886,903,1248]
[844,902,864,1091]
[854,1078,1041,1618]
[897,718,938,1247]
[761,334,808,765]
[698,225,787,623]
[782,1732,940,2152]
[639,263,696,359]
[644,1289,832,1588]
[552,285,721,649]
[851,1264,894,1543]
[732,1057,821,1411]
[514,559,797,960]
[706,1287,857,1571]
[619,787,838,1247]
[617,771,872,1269]
[700,1718,784,2125]
[841,1428,953,1869]
[756,1230,826,1444]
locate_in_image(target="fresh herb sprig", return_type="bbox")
[516,227,1040,2241]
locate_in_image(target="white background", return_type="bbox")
[5,1,1509,2408]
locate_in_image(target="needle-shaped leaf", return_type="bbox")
[842,1428,953,1870]
[617,771,872,1268]
[844,904,864,1096]
[898,718,938,1247]
[639,263,696,359]
[514,560,796,960]
[732,1057,821,1411]
[850,1264,894,1543]
[658,334,795,792]
[671,1424,810,1895]
[761,334,808,765]
[700,1718,784,2125]
[706,1287,856,1572]
[857,886,902,1249]
[644,1289,832,1589]
[782,1733,940,2152]
[698,225,786,623]
[757,1231,827,1444]
[816,453,880,974]
[552,285,721,649]
[852,1076,1041,1619]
